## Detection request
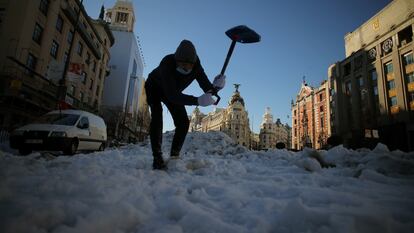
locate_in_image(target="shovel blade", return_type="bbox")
[225,25,261,43]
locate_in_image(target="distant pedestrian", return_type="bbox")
[145,40,226,170]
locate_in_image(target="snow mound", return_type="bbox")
[1,132,414,233]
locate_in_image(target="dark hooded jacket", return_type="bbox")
[146,54,214,105]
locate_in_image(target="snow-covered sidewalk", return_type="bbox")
[1,132,414,233]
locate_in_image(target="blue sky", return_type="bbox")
[84,0,390,133]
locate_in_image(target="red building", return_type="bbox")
[291,80,331,150]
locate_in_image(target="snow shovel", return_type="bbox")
[211,25,261,105]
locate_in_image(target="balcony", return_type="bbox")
[386,73,395,81]
[390,105,400,115]
[406,64,414,74]
[408,82,414,92]
[388,89,397,97]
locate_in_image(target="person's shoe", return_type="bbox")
[153,156,167,170]
[170,150,180,160]
[170,155,180,160]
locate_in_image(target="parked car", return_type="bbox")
[10,110,107,155]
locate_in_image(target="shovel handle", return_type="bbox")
[220,40,237,75]
[212,40,236,105]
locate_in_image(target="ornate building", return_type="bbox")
[259,107,290,150]
[329,0,414,151]
[189,84,251,148]
[291,79,331,150]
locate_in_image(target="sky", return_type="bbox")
[83,0,391,133]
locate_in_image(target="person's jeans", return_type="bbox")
[145,83,190,159]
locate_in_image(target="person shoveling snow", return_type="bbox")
[145,40,225,170]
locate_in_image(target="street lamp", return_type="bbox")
[58,0,83,106]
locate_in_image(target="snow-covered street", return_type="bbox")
[1,132,414,233]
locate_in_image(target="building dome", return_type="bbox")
[229,84,245,106]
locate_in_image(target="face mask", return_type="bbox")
[176,66,192,75]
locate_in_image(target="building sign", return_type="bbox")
[372,18,380,31]
[67,63,84,82]
[46,60,64,83]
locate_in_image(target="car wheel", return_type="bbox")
[18,148,32,156]
[98,143,105,151]
[64,140,78,155]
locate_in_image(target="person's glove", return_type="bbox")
[213,74,226,90]
[197,93,215,106]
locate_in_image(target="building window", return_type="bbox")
[86,52,91,65]
[64,52,68,64]
[96,85,100,96]
[370,69,377,83]
[354,56,363,72]
[67,30,74,43]
[398,25,413,46]
[389,96,397,106]
[357,76,363,87]
[77,41,83,55]
[89,79,93,90]
[407,72,414,84]
[50,40,59,58]
[319,93,323,101]
[373,86,378,96]
[26,53,37,74]
[385,62,393,74]
[68,85,75,96]
[320,106,324,112]
[345,80,352,95]
[82,20,87,30]
[56,15,64,33]
[39,0,49,16]
[387,80,395,90]
[344,63,351,76]
[79,92,84,102]
[32,23,43,44]
[115,12,128,24]
[408,92,414,110]
[81,72,87,84]
[403,52,414,66]
[98,69,102,80]
[92,61,96,72]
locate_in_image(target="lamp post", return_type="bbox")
[120,75,139,140]
[58,0,83,106]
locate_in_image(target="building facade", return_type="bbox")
[189,84,252,148]
[329,0,414,151]
[0,0,113,132]
[101,0,149,142]
[291,80,331,150]
[258,107,290,150]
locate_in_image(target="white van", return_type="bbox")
[10,110,107,155]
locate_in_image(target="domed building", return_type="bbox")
[189,84,252,148]
[259,108,290,150]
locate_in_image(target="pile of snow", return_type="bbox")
[1,132,414,233]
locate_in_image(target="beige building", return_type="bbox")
[291,80,331,150]
[259,107,290,150]
[104,0,135,32]
[0,0,114,131]
[189,84,252,148]
[329,0,414,151]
